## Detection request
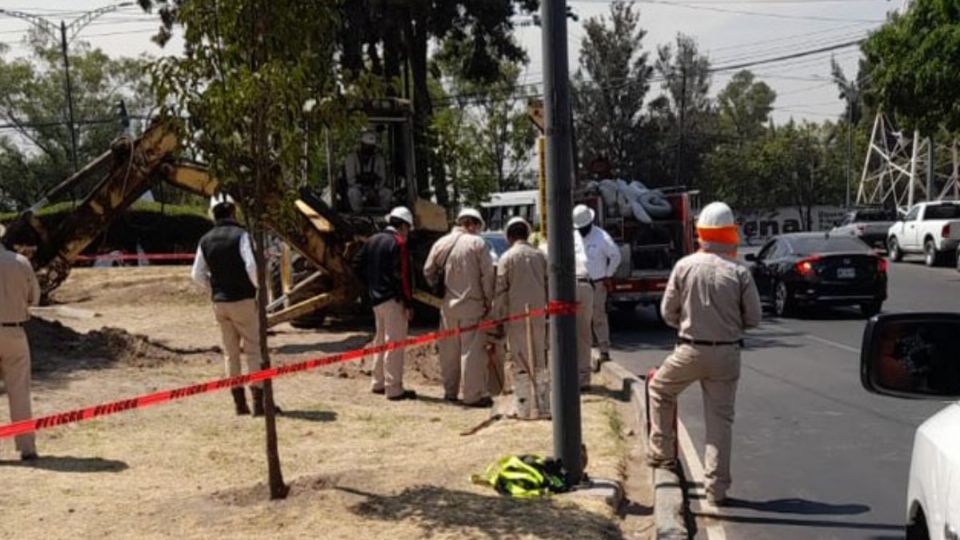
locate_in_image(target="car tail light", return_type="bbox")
[877,257,888,274]
[795,255,821,277]
[942,224,951,238]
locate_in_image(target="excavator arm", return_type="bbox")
[3,122,436,327]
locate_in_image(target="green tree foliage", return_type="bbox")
[0,38,152,211]
[643,34,716,187]
[140,0,347,500]
[706,122,846,221]
[863,0,960,134]
[433,57,536,206]
[571,0,653,179]
[336,0,539,206]
[716,70,775,143]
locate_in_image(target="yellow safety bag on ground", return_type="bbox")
[471,454,569,498]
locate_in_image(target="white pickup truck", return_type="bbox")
[887,201,960,267]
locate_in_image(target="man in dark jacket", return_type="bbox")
[192,194,278,416]
[353,206,417,400]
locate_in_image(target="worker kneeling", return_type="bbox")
[646,201,761,506]
[492,217,550,418]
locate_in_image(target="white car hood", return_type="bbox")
[908,403,960,539]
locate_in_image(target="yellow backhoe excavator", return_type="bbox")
[1,99,447,327]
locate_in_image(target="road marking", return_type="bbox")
[801,334,860,354]
[678,417,728,540]
[761,320,860,355]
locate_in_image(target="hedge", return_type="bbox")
[1,201,212,259]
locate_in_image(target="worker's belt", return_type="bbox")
[0,322,24,328]
[577,278,605,285]
[676,336,743,347]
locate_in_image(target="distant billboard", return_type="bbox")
[737,206,846,246]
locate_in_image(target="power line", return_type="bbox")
[569,0,887,23]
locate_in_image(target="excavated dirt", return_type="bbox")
[26,318,187,373]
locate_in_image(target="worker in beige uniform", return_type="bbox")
[492,217,549,417]
[0,224,40,461]
[572,207,594,390]
[646,201,762,506]
[424,208,495,408]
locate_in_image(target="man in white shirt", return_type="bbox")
[191,194,273,416]
[572,204,622,374]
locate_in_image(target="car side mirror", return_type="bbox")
[861,313,960,399]
[744,253,757,262]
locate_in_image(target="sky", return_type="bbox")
[0,0,901,125]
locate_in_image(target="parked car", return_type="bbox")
[745,233,887,317]
[831,207,897,250]
[887,201,960,267]
[861,313,960,540]
[482,231,509,266]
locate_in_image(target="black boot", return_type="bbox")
[251,387,282,417]
[231,387,251,415]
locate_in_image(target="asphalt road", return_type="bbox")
[609,254,960,540]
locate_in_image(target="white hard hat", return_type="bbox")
[572,204,596,229]
[387,206,415,229]
[696,201,739,250]
[209,193,236,211]
[360,131,377,146]
[697,201,736,228]
[457,207,485,229]
[505,216,530,232]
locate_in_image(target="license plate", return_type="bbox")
[837,267,856,279]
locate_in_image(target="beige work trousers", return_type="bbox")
[213,299,263,388]
[647,343,741,499]
[371,299,409,398]
[591,282,611,354]
[576,282,595,387]
[439,309,489,404]
[0,328,36,455]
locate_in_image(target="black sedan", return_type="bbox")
[745,233,888,317]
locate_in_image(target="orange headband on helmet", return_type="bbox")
[697,225,740,246]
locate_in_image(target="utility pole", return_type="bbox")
[674,66,687,187]
[541,0,583,484]
[845,103,853,209]
[60,21,79,174]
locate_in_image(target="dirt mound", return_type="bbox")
[322,343,443,385]
[211,474,342,507]
[50,267,205,307]
[27,318,186,372]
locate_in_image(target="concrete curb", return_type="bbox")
[600,362,688,540]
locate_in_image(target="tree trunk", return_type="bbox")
[404,13,445,206]
[250,2,287,500]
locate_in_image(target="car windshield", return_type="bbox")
[483,234,509,258]
[787,236,871,256]
[923,204,960,220]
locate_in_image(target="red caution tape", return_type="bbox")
[0,301,579,439]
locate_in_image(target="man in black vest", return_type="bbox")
[352,206,417,400]
[192,194,276,416]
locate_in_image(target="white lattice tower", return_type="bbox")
[857,114,960,212]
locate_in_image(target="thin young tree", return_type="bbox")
[140,0,344,500]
